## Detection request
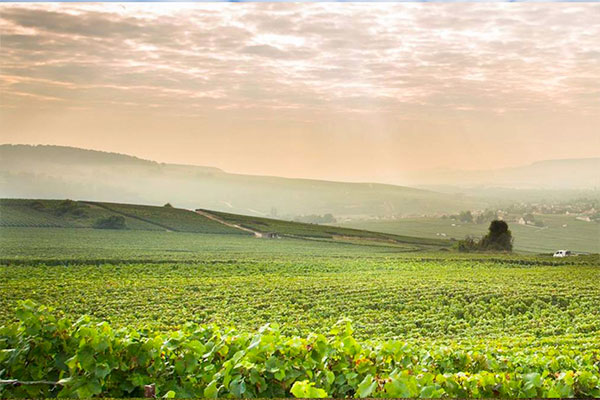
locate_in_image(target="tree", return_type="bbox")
[456,220,513,252]
[458,211,473,223]
[55,199,87,217]
[93,215,126,230]
[479,220,513,251]
[163,203,173,208]
[524,213,535,223]
[322,213,336,223]
[475,209,497,224]
[293,214,337,224]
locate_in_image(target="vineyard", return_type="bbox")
[0,199,160,230]
[1,301,599,398]
[1,258,599,338]
[0,199,244,234]
[87,202,249,234]
[1,206,599,398]
[206,209,449,246]
[0,199,443,249]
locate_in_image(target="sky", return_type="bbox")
[1,3,599,184]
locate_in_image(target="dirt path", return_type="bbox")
[195,210,263,238]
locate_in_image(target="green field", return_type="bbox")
[1,203,599,398]
[1,247,598,338]
[89,202,251,234]
[0,227,427,264]
[0,199,245,234]
[0,199,450,250]
[0,199,162,230]
[337,214,600,254]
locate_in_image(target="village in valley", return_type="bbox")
[332,197,599,254]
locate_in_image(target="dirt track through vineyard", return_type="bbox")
[195,209,263,237]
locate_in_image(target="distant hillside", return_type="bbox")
[408,158,600,190]
[0,145,481,217]
[0,199,450,250]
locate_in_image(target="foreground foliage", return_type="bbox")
[1,302,599,398]
[0,227,598,398]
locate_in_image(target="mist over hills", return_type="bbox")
[1,144,481,218]
[1,144,597,218]
[409,158,600,191]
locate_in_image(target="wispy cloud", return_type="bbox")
[2,3,598,115]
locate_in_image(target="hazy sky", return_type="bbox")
[1,3,599,183]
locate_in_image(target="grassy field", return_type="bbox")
[337,214,600,253]
[1,209,599,398]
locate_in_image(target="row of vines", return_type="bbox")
[1,301,599,398]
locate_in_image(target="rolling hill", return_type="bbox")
[199,209,448,246]
[0,199,451,249]
[0,144,481,218]
[0,199,246,235]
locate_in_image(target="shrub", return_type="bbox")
[55,200,88,218]
[456,236,478,252]
[29,200,46,211]
[93,215,126,230]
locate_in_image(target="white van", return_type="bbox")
[553,250,571,257]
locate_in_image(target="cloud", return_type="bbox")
[1,3,599,117]
[0,3,599,179]
[241,44,307,59]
